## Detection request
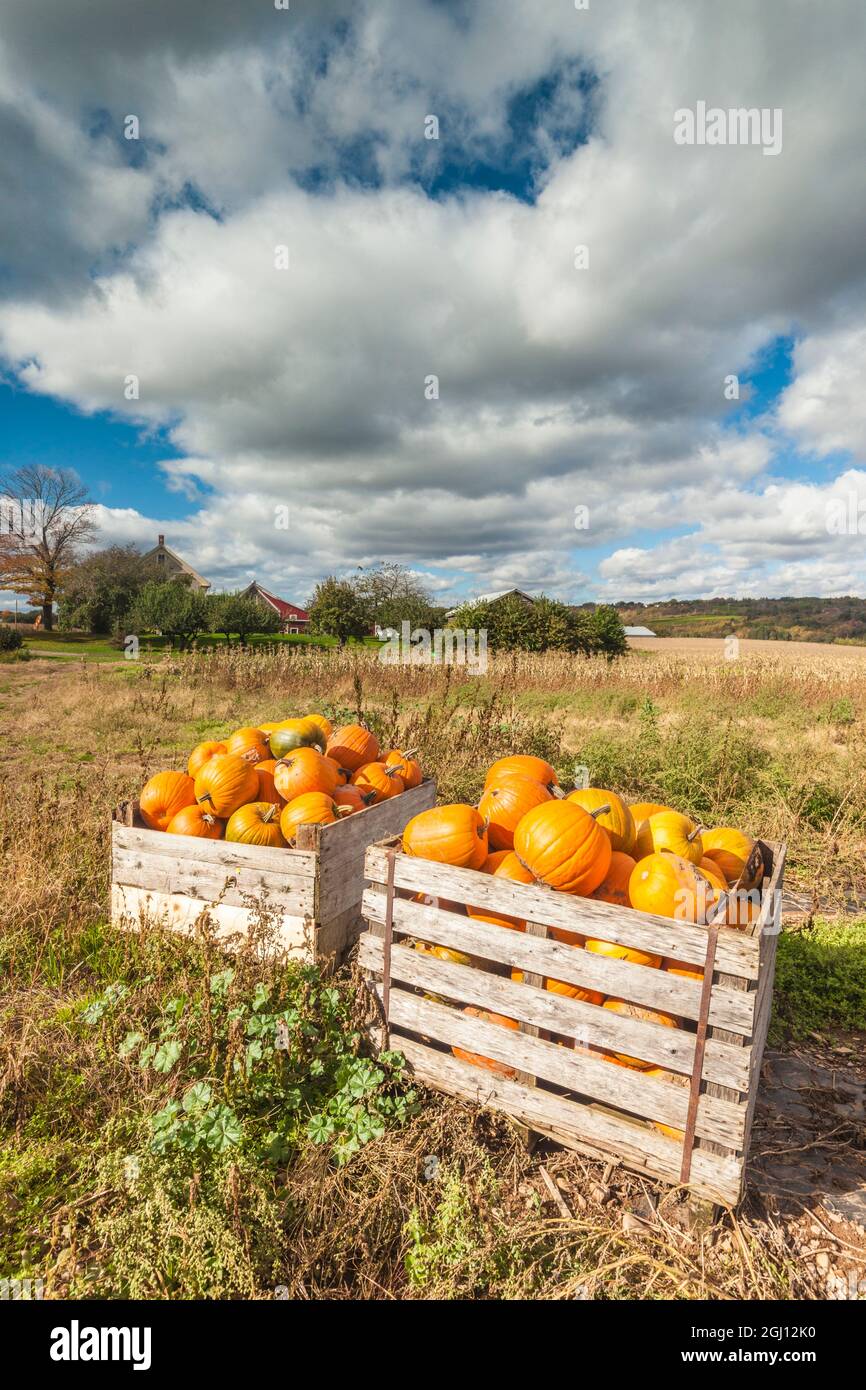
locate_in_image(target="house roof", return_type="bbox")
[474,588,538,604]
[624,625,657,637]
[244,582,310,622]
[140,538,210,590]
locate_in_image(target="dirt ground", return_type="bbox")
[628,636,866,665]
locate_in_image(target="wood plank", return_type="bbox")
[365,848,760,980]
[111,884,315,955]
[362,891,755,1035]
[113,823,318,877]
[316,782,436,920]
[392,1036,743,1206]
[369,982,745,1149]
[359,935,751,1090]
[112,847,315,915]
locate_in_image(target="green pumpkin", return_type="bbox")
[269,718,325,759]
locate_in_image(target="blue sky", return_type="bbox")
[2,0,866,608]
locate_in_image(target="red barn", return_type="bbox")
[240,581,310,634]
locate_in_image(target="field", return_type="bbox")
[2,642,865,1299]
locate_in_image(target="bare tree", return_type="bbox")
[0,465,96,630]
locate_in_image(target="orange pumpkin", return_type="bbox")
[635,811,703,864]
[567,788,635,854]
[273,747,340,802]
[403,805,488,870]
[698,857,728,893]
[140,771,197,832]
[629,801,672,822]
[484,755,558,793]
[194,754,260,819]
[513,800,611,896]
[384,749,423,789]
[352,761,404,803]
[452,1008,520,1077]
[510,966,603,1005]
[279,792,340,844]
[225,726,270,765]
[414,940,475,967]
[663,956,703,981]
[702,827,755,885]
[465,850,535,932]
[584,936,662,969]
[187,740,227,780]
[255,759,283,806]
[478,775,552,851]
[326,723,380,772]
[226,801,286,848]
[165,804,223,839]
[333,784,375,814]
[481,850,513,873]
[600,998,680,1070]
[589,850,637,908]
[629,852,719,924]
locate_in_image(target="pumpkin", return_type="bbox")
[452,1007,520,1077]
[257,721,279,740]
[664,957,703,981]
[166,804,223,839]
[414,940,475,967]
[304,712,333,741]
[279,791,340,844]
[698,857,728,893]
[273,747,340,802]
[567,788,635,854]
[510,966,603,1005]
[225,801,286,848]
[269,718,326,760]
[467,849,535,932]
[255,759,283,806]
[140,771,197,832]
[637,811,704,864]
[352,761,404,803]
[478,775,552,851]
[484,755,558,793]
[588,850,637,908]
[628,851,719,924]
[384,749,423,789]
[600,998,680,1069]
[225,726,270,765]
[513,800,611,896]
[194,754,260,819]
[702,827,755,885]
[333,785,375,814]
[187,740,227,780]
[481,850,513,873]
[584,936,662,969]
[644,1066,689,1139]
[403,805,488,870]
[629,801,673,823]
[326,723,380,772]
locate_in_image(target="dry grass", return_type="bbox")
[1,647,865,1299]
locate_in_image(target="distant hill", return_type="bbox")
[605,597,866,645]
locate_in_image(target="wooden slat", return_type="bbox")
[359,935,751,1091]
[362,890,755,1035]
[111,883,313,953]
[112,847,315,914]
[368,980,745,1149]
[316,782,436,920]
[365,847,760,980]
[113,823,318,877]
[393,1035,743,1206]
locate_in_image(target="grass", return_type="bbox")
[1,646,864,1299]
[22,631,383,662]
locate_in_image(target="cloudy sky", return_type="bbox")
[2,0,866,608]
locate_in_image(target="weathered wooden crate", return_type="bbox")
[359,839,785,1206]
[111,780,436,964]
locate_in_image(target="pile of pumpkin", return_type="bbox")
[136,716,423,848]
[400,754,761,1139]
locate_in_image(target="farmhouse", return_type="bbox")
[240,581,311,634]
[140,535,210,591]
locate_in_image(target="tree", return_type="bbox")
[308,576,369,645]
[448,593,627,658]
[129,580,209,650]
[352,562,444,632]
[209,592,280,645]
[0,465,96,630]
[59,544,148,635]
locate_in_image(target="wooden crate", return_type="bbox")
[111,780,436,964]
[359,839,785,1206]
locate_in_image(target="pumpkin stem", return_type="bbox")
[589,803,612,819]
[687,824,704,843]
[202,812,216,826]
[262,804,277,823]
[198,792,214,807]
